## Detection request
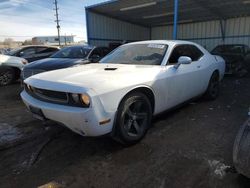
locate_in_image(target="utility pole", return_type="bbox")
[53,0,61,46]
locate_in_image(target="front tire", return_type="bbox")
[0,67,15,86]
[113,92,152,145]
[204,71,220,100]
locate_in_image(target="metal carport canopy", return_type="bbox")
[86,0,250,29]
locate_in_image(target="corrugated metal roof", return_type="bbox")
[86,0,250,27]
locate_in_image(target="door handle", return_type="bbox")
[197,65,201,68]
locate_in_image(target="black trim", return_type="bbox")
[25,84,89,108]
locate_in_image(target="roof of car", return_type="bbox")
[21,45,59,49]
[124,40,199,46]
[61,45,94,49]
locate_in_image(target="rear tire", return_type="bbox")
[113,92,152,146]
[204,71,220,100]
[0,67,15,86]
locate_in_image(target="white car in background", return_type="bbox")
[0,54,28,86]
[21,40,225,145]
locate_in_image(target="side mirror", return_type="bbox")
[174,56,192,69]
[89,54,101,63]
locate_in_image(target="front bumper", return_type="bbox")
[21,90,116,137]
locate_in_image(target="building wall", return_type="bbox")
[86,11,150,46]
[151,16,250,51]
[32,36,74,45]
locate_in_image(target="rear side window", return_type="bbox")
[168,44,203,64]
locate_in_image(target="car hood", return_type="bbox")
[0,54,25,68]
[25,63,163,94]
[24,58,88,71]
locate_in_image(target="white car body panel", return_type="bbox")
[0,54,26,70]
[21,40,225,137]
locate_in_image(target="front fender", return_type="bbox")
[96,84,154,113]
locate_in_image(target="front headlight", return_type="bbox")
[70,93,90,107]
[80,94,90,106]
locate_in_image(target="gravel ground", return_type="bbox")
[0,76,250,188]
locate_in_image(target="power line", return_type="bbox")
[53,0,61,46]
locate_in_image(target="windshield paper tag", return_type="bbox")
[148,44,165,49]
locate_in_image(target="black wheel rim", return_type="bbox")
[210,75,219,97]
[0,71,12,85]
[123,100,149,138]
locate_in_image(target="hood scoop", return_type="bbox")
[104,67,117,71]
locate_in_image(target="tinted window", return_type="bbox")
[168,44,203,64]
[89,48,102,58]
[20,48,36,57]
[51,46,92,58]
[100,44,168,65]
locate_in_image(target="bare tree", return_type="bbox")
[3,38,14,47]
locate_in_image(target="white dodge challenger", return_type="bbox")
[21,40,225,144]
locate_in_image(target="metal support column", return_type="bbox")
[220,19,227,43]
[173,0,179,40]
[85,9,90,45]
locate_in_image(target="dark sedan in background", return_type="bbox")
[22,45,111,80]
[211,44,250,76]
[7,45,59,63]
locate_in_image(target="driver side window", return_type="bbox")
[168,44,203,65]
[19,48,36,57]
[89,48,101,58]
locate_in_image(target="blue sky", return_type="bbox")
[0,0,108,42]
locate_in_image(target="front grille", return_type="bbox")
[25,84,68,104]
[22,69,45,80]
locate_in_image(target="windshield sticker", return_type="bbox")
[147,44,165,49]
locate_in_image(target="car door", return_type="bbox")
[164,44,205,106]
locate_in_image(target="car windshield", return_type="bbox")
[51,46,92,59]
[100,43,168,65]
[211,45,244,54]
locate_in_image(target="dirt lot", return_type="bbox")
[0,76,250,188]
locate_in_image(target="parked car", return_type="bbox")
[6,45,59,63]
[21,40,225,145]
[0,54,28,86]
[22,45,111,80]
[233,117,250,178]
[211,44,250,76]
[0,48,9,55]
